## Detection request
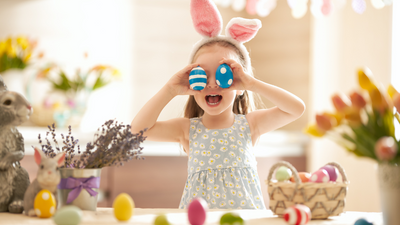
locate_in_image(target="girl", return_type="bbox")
[131,0,305,210]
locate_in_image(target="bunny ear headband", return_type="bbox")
[189,0,262,71]
[0,75,7,92]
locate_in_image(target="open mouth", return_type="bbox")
[206,94,222,106]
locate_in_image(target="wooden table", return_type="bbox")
[0,208,383,225]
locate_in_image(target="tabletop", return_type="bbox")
[0,208,382,225]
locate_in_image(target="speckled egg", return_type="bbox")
[310,169,330,183]
[53,206,82,225]
[34,189,56,218]
[276,166,292,181]
[189,66,207,90]
[188,197,208,225]
[113,193,135,221]
[216,64,233,88]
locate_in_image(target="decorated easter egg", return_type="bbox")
[310,169,330,183]
[34,189,56,218]
[188,197,208,225]
[320,165,339,181]
[284,204,311,225]
[189,66,207,91]
[220,212,244,225]
[154,214,171,225]
[113,193,135,221]
[216,64,233,88]
[276,166,292,181]
[53,206,82,225]
[290,172,311,183]
[354,218,373,225]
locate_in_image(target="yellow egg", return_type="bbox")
[113,193,134,221]
[34,189,56,218]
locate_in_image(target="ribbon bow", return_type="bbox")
[58,176,100,204]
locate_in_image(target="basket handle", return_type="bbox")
[324,161,348,183]
[267,161,301,185]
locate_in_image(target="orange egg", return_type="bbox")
[34,189,56,218]
[290,172,311,183]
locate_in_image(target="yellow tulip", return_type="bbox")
[112,69,121,78]
[387,84,399,99]
[6,45,16,58]
[368,86,388,114]
[323,112,343,126]
[16,36,29,50]
[358,68,377,91]
[23,52,32,63]
[304,124,326,137]
[344,107,362,127]
[0,41,6,55]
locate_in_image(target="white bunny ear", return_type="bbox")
[190,0,223,37]
[225,18,262,43]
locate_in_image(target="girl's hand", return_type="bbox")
[166,63,200,96]
[219,58,256,92]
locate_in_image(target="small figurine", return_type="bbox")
[0,75,33,213]
[23,147,65,216]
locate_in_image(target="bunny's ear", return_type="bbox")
[190,0,223,37]
[34,147,44,165]
[54,152,66,167]
[225,18,262,43]
[0,75,8,91]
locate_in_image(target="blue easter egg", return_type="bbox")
[354,218,373,225]
[216,64,233,88]
[189,66,207,91]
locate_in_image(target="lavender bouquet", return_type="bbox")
[37,119,147,168]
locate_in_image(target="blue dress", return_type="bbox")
[179,114,266,209]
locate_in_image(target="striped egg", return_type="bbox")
[216,64,233,88]
[283,204,311,225]
[189,66,207,91]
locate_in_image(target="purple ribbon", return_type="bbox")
[58,176,100,204]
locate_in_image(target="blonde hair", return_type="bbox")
[184,40,264,118]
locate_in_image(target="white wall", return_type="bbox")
[309,2,392,212]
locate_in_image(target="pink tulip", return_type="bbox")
[331,94,350,113]
[394,93,400,114]
[350,91,366,109]
[375,136,398,161]
[316,113,335,131]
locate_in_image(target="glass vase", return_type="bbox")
[378,163,400,225]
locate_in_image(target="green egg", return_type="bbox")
[220,212,244,225]
[53,205,83,225]
[275,166,292,181]
[154,214,171,225]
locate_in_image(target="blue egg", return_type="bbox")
[189,66,207,91]
[216,64,233,88]
[354,218,373,225]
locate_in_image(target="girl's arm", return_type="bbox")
[130,63,199,144]
[220,58,306,143]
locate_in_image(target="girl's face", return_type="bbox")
[193,45,240,116]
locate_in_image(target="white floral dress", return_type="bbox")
[179,114,266,209]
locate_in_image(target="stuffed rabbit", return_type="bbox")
[23,147,65,216]
[0,75,33,213]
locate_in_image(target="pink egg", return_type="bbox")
[310,169,330,183]
[320,165,339,181]
[187,198,208,225]
[284,204,311,225]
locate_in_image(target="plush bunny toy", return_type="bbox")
[23,148,65,216]
[0,75,33,213]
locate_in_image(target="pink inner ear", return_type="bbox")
[191,0,222,37]
[228,23,260,43]
[34,148,41,165]
[57,152,66,167]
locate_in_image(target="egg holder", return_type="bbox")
[266,161,349,219]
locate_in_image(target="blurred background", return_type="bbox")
[0,0,398,211]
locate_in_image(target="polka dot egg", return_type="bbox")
[34,189,56,218]
[216,63,233,88]
[189,66,207,91]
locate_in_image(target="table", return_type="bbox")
[0,208,383,225]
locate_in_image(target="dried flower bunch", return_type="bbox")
[37,120,147,168]
[305,68,400,164]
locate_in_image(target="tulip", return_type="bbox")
[323,112,342,126]
[358,68,377,91]
[331,94,350,113]
[0,41,6,55]
[16,36,29,50]
[387,84,399,99]
[349,91,366,109]
[369,86,389,114]
[394,93,400,114]
[316,113,336,131]
[304,124,325,137]
[344,107,362,127]
[375,136,398,161]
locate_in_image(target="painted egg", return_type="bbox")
[189,66,207,91]
[320,165,339,181]
[220,212,244,225]
[113,193,135,221]
[290,172,311,183]
[53,206,82,225]
[275,166,292,181]
[34,189,56,218]
[216,64,233,88]
[310,169,330,183]
[354,218,373,225]
[154,214,171,225]
[188,197,208,225]
[284,204,311,225]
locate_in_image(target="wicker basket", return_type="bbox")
[266,161,349,219]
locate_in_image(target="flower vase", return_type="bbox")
[0,69,26,96]
[57,168,101,211]
[378,163,400,225]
